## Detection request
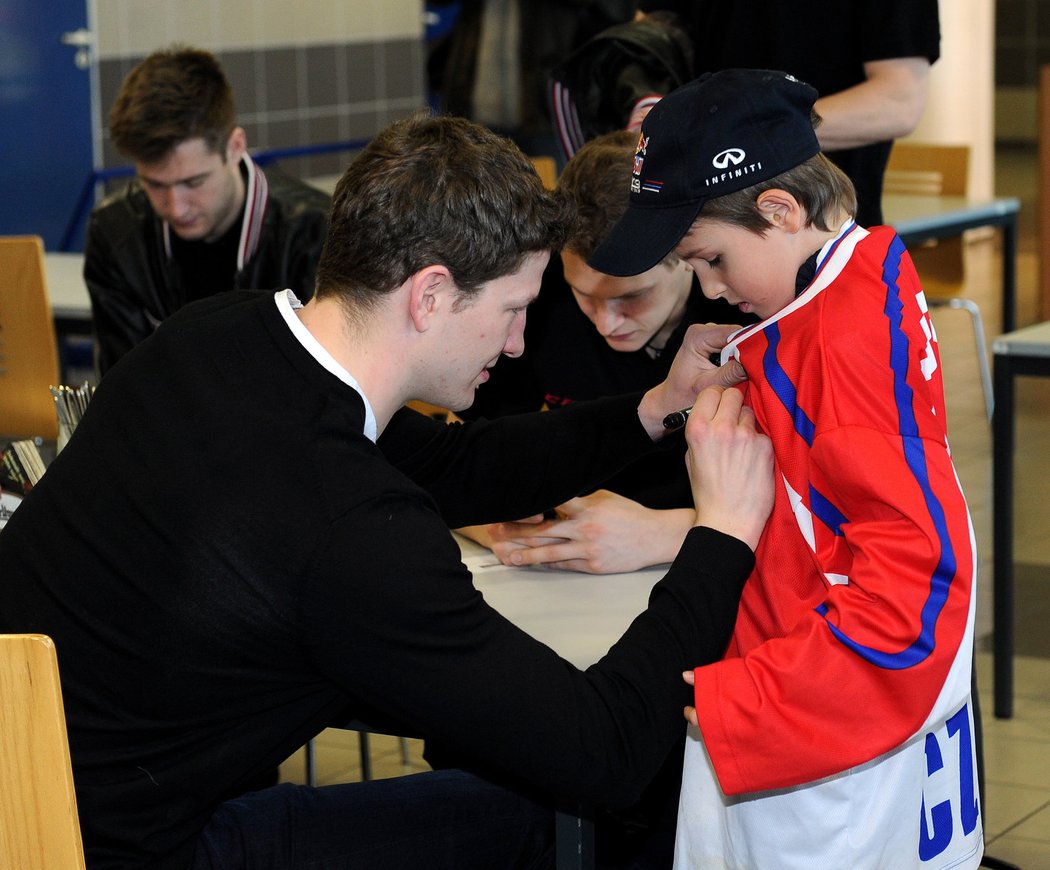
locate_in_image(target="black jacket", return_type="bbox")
[84,155,330,375]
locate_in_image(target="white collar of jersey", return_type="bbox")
[274,289,378,443]
[720,219,866,361]
[161,154,269,273]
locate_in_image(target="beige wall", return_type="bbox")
[94,0,422,58]
[906,0,995,199]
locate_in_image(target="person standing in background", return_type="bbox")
[427,0,637,160]
[630,1,940,226]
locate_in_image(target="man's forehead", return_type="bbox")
[137,138,224,181]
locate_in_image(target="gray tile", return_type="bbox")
[241,121,265,152]
[265,118,303,152]
[383,38,424,101]
[264,47,301,113]
[305,45,340,108]
[343,107,383,143]
[304,115,345,176]
[344,43,379,104]
[98,58,128,121]
[221,50,261,117]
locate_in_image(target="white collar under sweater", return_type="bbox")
[274,289,379,443]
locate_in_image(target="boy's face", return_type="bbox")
[674,217,799,321]
[561,250,692,353]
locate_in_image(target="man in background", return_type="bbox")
[84,45,330,376]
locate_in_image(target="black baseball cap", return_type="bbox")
[588,68,820,277]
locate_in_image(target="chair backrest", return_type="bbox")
[529,155,558,190]
[0,634,86,869]
[884,143,971,290]
[884,142,969,197]
[0,236,60,440]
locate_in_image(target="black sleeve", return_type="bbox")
[378,392,658,527]
[860,0,940,65]
[305,499,752,808]
[84,201,155,376]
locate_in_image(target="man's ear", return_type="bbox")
[408,265,454,333]
[226,126,248,163]
[756,188,803,233]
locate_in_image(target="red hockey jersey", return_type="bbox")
[676,223,982,869]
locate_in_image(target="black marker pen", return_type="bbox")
[662,407,691,431]
[663,350,727,430]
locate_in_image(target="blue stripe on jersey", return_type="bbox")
[764,323,816,446]
[810,486,847,535]
[821,235,958,670]
[764,324,846,534]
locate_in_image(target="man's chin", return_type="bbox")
[170,223,209,241]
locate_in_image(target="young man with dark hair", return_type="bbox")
[85,45,330,375]
[461,130,751,574]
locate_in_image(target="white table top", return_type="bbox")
[883,192,1020,241]
[44,252,90,320]
[992,320,1050,357]
[457,534,665,669]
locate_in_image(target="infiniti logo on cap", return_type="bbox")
[712,148,746,169]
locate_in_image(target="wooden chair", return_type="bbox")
[0,634,86,869]
[530,155,559,190]
[884,143,994,420]
[0,236,60,440]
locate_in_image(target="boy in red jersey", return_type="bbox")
[591,69,982,869]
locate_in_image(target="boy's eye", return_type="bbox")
[707,256,722,268]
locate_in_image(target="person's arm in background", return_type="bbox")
[811,57,931,152]
[83,197,157,376]
[629,11,932,151]
[459,324,740,573]
[473,492,695,573]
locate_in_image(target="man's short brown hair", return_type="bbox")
[316,112,572,314]
[108,45,235,164]
[556,130,638,260]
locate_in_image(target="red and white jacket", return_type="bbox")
[676,223,982,869]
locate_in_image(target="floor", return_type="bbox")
[280,146,1050,867]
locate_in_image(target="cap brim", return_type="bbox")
[588,198,702,277]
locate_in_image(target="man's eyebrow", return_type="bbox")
[138,170,212,188]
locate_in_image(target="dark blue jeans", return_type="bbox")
[189,769,555,869]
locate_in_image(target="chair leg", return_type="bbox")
[359,731,373,781]
[305,737,317,787]
[934,297,995,422]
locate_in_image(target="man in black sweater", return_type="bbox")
[1,112,773,869]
